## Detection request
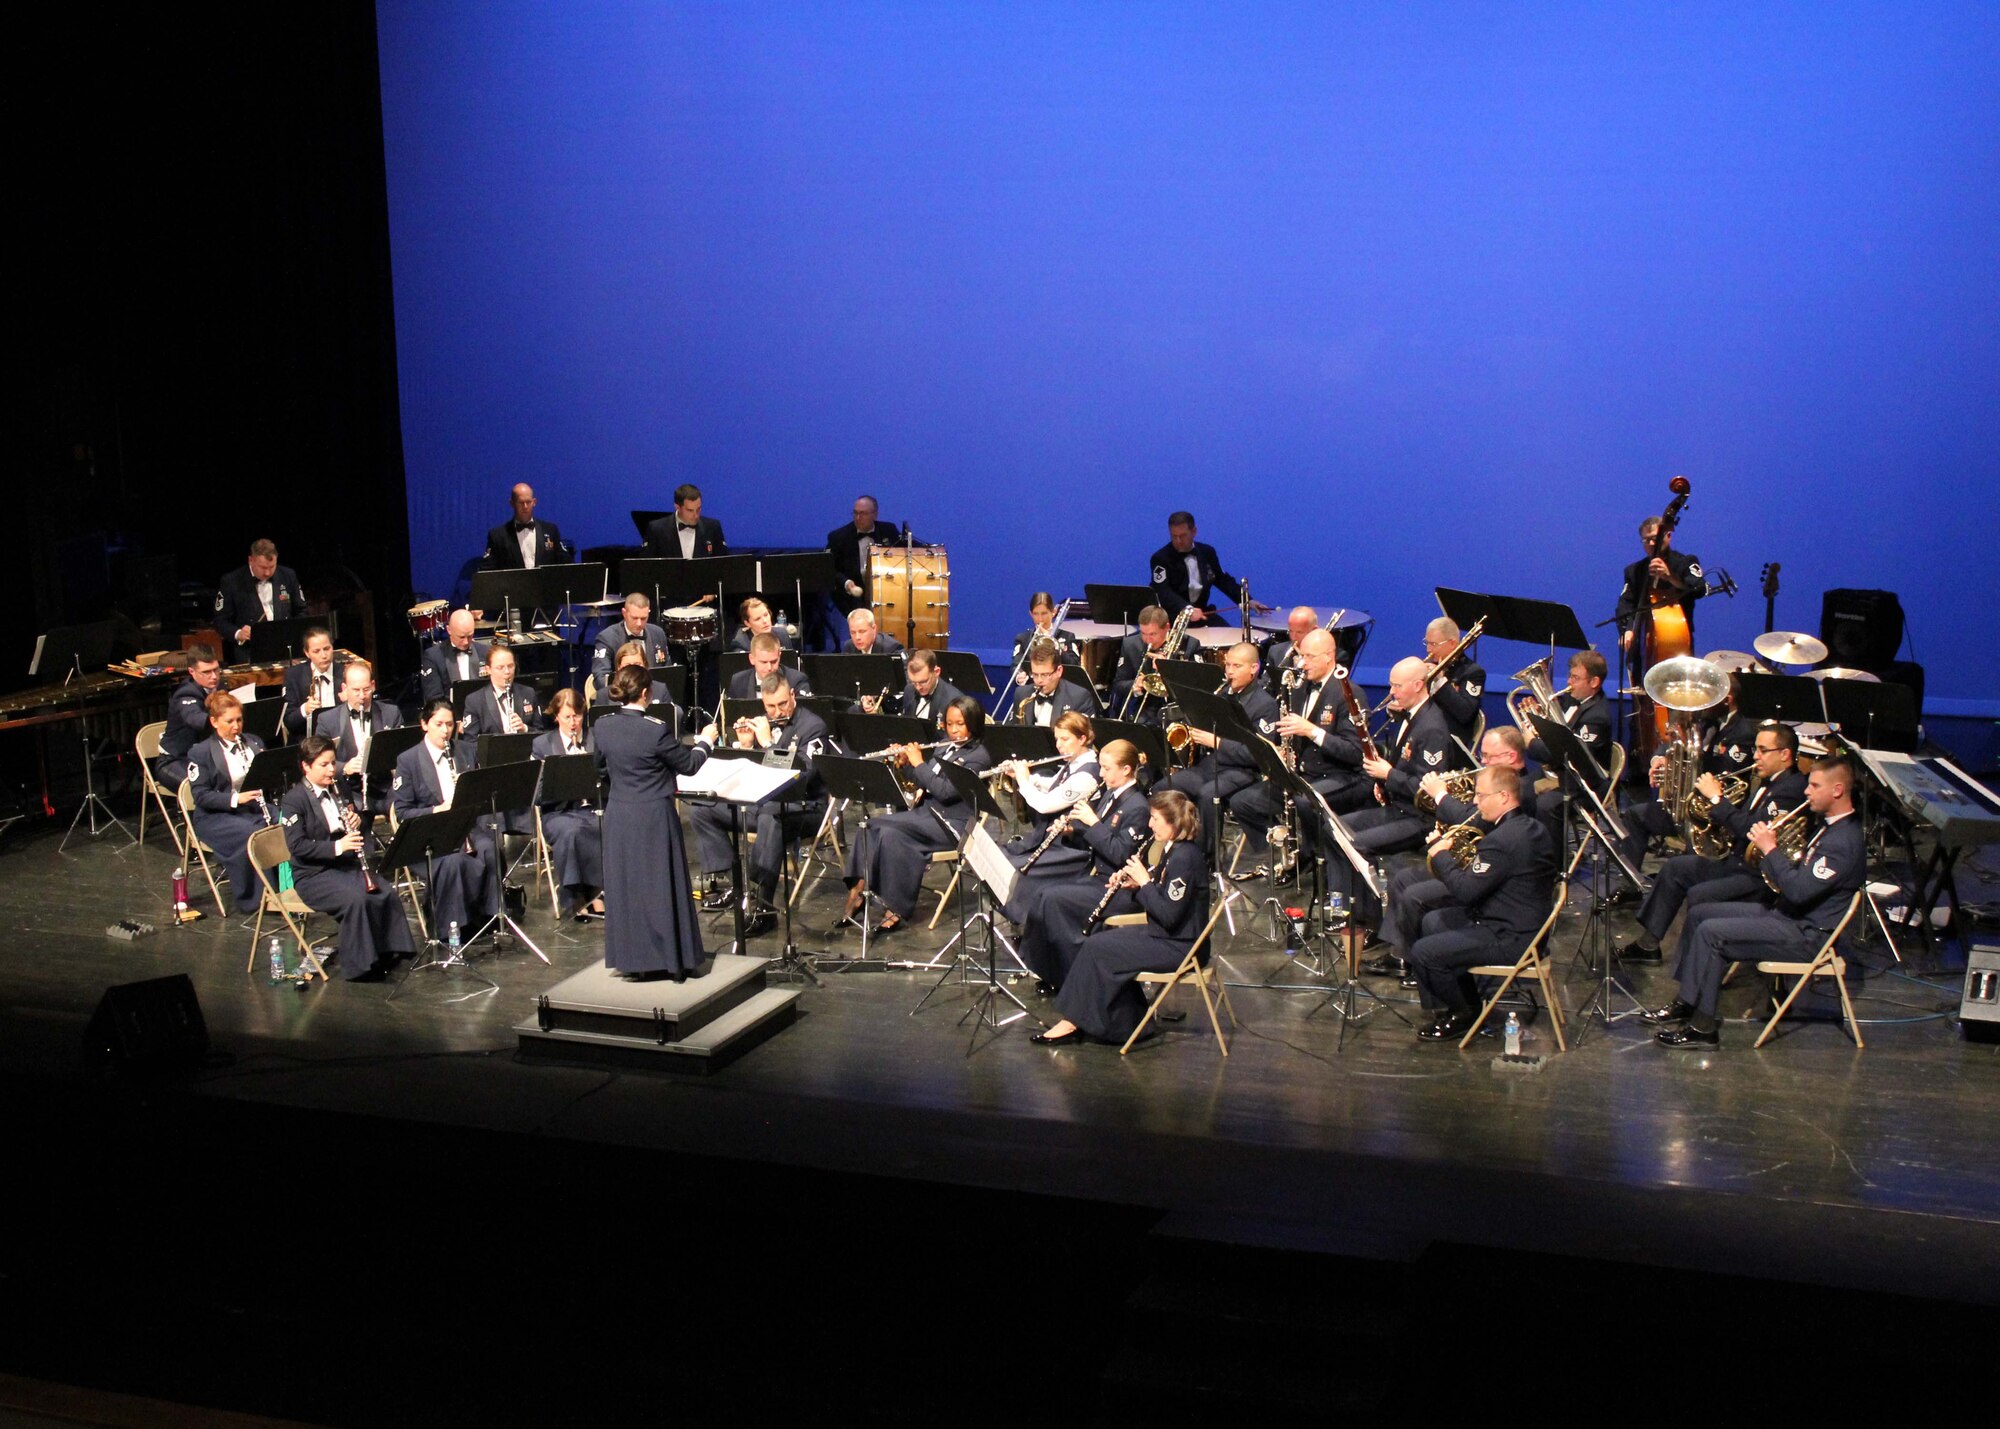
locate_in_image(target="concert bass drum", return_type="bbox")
[868,545,950,650]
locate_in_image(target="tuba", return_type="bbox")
[1641,655,1732,855]
[1506,656,1558,742]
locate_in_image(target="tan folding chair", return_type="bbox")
[1115,902,1236,1056]
[245,825,328,981]
[1751,890,1866,1049]
[173,780,229,915]
[1458,887,1571,1052]
[531,806,563,908]
[135,722,186,857]
[924,849,964,929]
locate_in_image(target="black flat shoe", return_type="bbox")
[871,918,904,937]
[1362,952,1406,978]
[1640,1000,1696,1026]
[1034,979,1058,997]
[1657,1023,1720,1048]
[1618,940,1663,965]
[1031,1026,1086,1047]
[1417,1012,1474,1042]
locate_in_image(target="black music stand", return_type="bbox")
[804,653,904,705]
[379,806,494,998]
[1155,677,1260,927]
[242,744,300,803]
[839,712,934,755]
[913,763,1037,1046]
[447,678,487,726]
[1735,673,1826,728]
[1822,679,1920,753]
[474,732,537,766]
[1084,583,1154,629]
[811,753,919,966]
[450,761,549,963]
[1532,713,1646,1035]
[981,725,1058,766]
[239,696,284,744]
[929,650,991,696]
[33,620,129,849]
[359,725,426,824]
[759,552,838,635]
[244,616,327,665]
[1087,716,1170,788]
[692,751,814,980]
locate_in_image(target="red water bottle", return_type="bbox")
[172,868,190,915]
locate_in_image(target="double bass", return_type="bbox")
[1630,476,1695,762]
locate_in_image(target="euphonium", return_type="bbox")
[1506,656,1558,741]
[1137,605,1194,699]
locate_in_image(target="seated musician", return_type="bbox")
[996,712,1101,867]
[157,644,225,788]
[1520,650,1614,854]
[462,644,544,739]
[278,735,415,980]
[729,597,799,654]
[839,695,992,936]
[1147,511,1267,626]
[313,659,402,820]
[421,610,486,706]
[725,633,812,700]
[1617,722,1806,966]
[1014,639,1100,725]
[183,690,271,914]
[1108,605,1173,723]
[1031,790,1210,1048]
[1646,754,1864,1048]
[1012,738,1150,993]
[643,482,728,559]
[533,688,604,920]
[1620,677,1762,869]
[1161,640,1279,855]
[595,639,678,715]
[1234,628,1369,873]
[591,594,670,685]
[842,607,904,657]
[1339,655,1465,939]
[281,626,344,741]
[392,699,504,940]
[864,648,959,728]
[483,482,566,570]
[1262,606,1318,693]
[1406,766,1558,1042]
[213,538,305,663]
[1382,727,1541,980]
[685,672,832,935]
[1706,676,1762,772]
[1010,592,1083,679]
[1422,616,1486,756]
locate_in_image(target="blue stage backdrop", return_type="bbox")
[377,2,1999,700]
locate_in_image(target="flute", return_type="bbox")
[981,754,1066,779]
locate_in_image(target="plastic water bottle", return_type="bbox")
[268,936,285,985]
[1504,1009,1522,1056]
[448,921,461,958]
[172,868,189,915]
[1327,891,1345,927]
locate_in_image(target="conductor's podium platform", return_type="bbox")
[515,954,799,1074]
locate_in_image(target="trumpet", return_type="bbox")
[1750,801,1812,890]
[1079,833,1154,938]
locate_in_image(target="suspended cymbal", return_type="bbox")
[1701,649,1760,674]
[1752,631,1828,666]
[1643,655,1730,713]
[1807,666,1881,683]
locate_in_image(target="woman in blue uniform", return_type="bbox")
[279,736,414,979]
[840,695,992,935]
[532,688,604,920]
[593,664,715,981]
[392,699,503,941]
[183,690,270,913]
[1032,790,1210,1047]
[1011,738,1152,992]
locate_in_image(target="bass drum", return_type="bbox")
[868,545,950,650]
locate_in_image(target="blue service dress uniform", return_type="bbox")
[1406,807,1558,1016]
[156,677,216,788]
[185,732,270,912]
[842,740,993,920]
[278,780,414,979]
[1014,781,1152,987]
[532,728,604,915]
[685,707,832,904]
[1631,767,1808,946]
[1053,839,1210,1043]
[392,739,504,939]
[592,708,710,978]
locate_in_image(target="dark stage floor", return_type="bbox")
[3,813,1998,1421]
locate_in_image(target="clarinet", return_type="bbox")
[1019,789,1105,873]
[333,785,379,892]
[1078,833,1153,939]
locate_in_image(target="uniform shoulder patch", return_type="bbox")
[1167,877,1187,901]
[282,812,299,826]
[642,715,665,726]
[1464,681,1483,696]
[214,591,226,611]
[1471,860,1492,875]
[1811,856,1836,881]
[805,737,825,756]
[188,762,200,782]
[1688,561,1704,577]
[392,771,404,790]
[1319,708,1334,725]
[1258,717,1274,734]
[1151,565,1168,584]
[1422,749,1443,767]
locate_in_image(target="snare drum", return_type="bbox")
[661,605,718,644]
[407,600,449,639]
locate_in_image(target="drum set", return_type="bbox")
[1694,629,1882,757]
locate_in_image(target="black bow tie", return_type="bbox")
[514,521,533,533]
[678,522,698,533]
[1035,695,1052,705]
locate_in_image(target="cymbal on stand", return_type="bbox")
[1751,631,1828,666]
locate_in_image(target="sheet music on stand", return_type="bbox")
[963,821,1018,907]
[677,757,800,803]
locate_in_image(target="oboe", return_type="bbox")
[1079,834,1153,939]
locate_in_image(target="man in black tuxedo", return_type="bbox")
[827,495,912,617]
[644,483,728,559]
[1147,511,1269,626]
[313,659,402,818]
[1013,640,1101,726]
[420,610,488,706]
[484,483,567,570]
[841,607,904,657]
[281,626,345,740]
[214,539,307,662]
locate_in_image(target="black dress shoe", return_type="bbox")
[1617,939,1664,965]
[1640,999,1696,1026]
[1030,1026,1086,1047]
[1362,951,1406,978]
[1034,979,1058,997]
[1657,1023,1720,1048]
[1605,887,1640,908]
[1399,974,1420,990]
[740,911,777,937]
[1417,1011,1474,1042]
